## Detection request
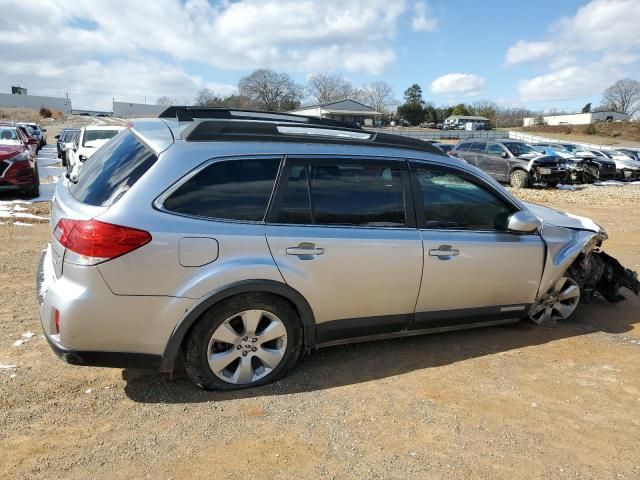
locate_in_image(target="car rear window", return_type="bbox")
[83,129,119,147]
[163,157,281,222]
[69,129,157,207]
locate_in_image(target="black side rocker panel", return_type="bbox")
[159,280,316,372]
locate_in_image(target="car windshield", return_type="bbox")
[504,142,536,156]
[83,129,119,147]
[0,127,21,145]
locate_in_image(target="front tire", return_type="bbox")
[510,169,530,188]
[183,293,303,391]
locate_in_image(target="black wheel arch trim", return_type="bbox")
[159,280,316,372]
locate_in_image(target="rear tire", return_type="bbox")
[510,169,529,188]
[22,166,40,198]
[183,293,303,391]
[547,180,559,188]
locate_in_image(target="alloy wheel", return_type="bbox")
[207,309,288,384]
[529,277,580,324]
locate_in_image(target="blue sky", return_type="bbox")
[1,0,638,111]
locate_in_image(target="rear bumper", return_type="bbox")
[36,246,194,370]
[44,334,162,369]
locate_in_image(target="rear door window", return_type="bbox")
[163,157,281,222]
[273,159,408,227]
[69,129,157,206]
[469,142,487,153]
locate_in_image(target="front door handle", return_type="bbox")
[286,243,325,257]
[428,245,459,260]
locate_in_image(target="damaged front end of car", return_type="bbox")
[524,203,640,324]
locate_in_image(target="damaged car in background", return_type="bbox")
[450,139,566,188]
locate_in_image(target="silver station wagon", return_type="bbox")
[37,107,640,390]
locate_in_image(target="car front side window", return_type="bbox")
[414,166,515,231]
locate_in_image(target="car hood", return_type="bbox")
[0,144,25,160]
[516,153,540,160]
[523,202,604,235]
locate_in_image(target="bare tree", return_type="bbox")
[156,96,178,106]
[470,99,498,121]
[194,88,223,107]
[354,81,396,114]
[307,73,353,104]
[238,69,303,111]
[602,79,640,116]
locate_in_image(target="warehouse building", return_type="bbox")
[523,111,629,126]
[112,101,165,118]
[289,99,382,126]
[0,90,72,113]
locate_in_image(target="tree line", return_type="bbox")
[157,70,396,115]
[157,70,640,127]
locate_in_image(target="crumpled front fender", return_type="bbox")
[537,224,601,300]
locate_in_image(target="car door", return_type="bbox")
[483,142,510,181]
[409,162,545,329]
[453,142,477,165]
[475,142,505,181]
[266,156,423,344]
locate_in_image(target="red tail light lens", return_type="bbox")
[54,219,151,262]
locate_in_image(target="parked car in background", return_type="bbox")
[15,124,39,158]
[590,149,640,181]
[55,128,80,166]
[533,143,616,183]
[615,147,640,162]
[26,123,47,149]
[450,139,565,188]
[37,108,639,390]
[65,126,124,181]
[0,122,39,197]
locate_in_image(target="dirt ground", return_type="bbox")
[1,184,640,479]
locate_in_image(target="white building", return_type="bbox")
[523,111,629,126]
[288,99,382,126]
[444,115,490,128]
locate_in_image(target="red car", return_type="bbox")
[0,122,40,197]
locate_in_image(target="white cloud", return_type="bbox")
[505,41,554,65]
[411,2,437,32]
[505,0,640,102]
[0,0,410,108]
[517,65,622,102]
[431,73,485,96]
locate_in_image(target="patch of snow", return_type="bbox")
[0,364,17,369]
[22,331,35,339]
[557,184,577,191]
[13,222,33,227]
[594,180,626,187]
[12,339,24,347]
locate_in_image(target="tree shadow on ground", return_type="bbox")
[122,294,639,404]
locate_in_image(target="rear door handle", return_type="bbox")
[428,245,459,260]
[286,243,324,257]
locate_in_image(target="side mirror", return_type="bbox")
[508,211,541,233]
[54,135,60,139]
[500,151,509,158]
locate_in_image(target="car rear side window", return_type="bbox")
[469,142,486,153]
[69,129,157,207]
[274,161,407,227]
[163,157,281,222]
[415,166,515,231]
[456,143,471,151]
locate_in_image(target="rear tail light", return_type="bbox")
[54,219,151,265]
